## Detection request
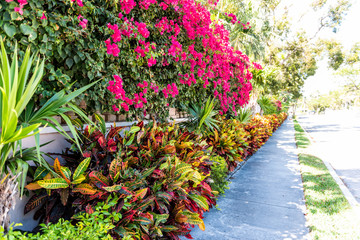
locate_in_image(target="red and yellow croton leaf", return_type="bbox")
[72,183,97,195]
[53,158,71,184]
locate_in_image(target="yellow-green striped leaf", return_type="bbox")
[37,178,69,189]
[174,163,192,176]
[188,194,209,210]
[73,157,90,181]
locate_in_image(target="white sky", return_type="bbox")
[278,0,360,97]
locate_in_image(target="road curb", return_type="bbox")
[297,121,360,216]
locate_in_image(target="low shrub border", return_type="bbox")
[2,113,287,239]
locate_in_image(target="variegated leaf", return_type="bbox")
[72,183,97,195]
[141,166,156,179]
[37,178,69,189]
[72,174,85,184]
[174,163,192,176]
[73,157,91,181]
[24,193,48,214]
[89,171,109,189]
[188,194,209,210]
[34,167,49,181]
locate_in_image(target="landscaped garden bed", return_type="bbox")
[3,113,287,239]
[0,0,290,239]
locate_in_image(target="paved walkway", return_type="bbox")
[187,120,309,240]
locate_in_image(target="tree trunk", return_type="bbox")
[0,174,18,232]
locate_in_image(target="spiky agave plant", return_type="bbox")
[180,98,219,134]
[236,108,253,124]
[0,174,18,232]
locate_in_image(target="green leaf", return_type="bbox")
[174,163,192,176]
[72,174,85,184]
[73,157,90,181]
[34,167,49,181]
[129,126,140,134]
[141,166,156,179]
[20,24,36,37]
[3,23,17,37]
[160,225,178,233]
[66,58,74,68]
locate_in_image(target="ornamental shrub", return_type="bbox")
[25,118,217,239]
[1,195,129,240]
[209,155,229,196]
[1,0,253,120]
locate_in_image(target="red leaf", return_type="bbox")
[185,233,194,239]
[98,136,106,148]
[82,151,91,158]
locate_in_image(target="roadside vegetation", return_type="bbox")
[293,120,360,240]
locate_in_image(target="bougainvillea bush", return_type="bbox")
[1,0,253,120]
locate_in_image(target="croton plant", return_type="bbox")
[25,112,287,239]
[25,117,217,239]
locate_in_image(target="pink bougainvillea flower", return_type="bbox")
[147,56,156,67]
[14,4,24,15]
[121,102,129,111]
[71,0,83,7]
[79,18,88,29]
[40,12,47,20]
[112,104,120,112]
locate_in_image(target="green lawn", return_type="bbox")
[293,120,360,240]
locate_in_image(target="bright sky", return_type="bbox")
[278,0,360,97]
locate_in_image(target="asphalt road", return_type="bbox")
[297,110,360,203]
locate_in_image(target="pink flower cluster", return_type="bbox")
[108,75,153,112]
[71,0,84,7]
[252,62,263,70]
[162,83,179,99]
[6,0,28,15]
[226,13,237,24]
[139,0,157,9]
[30,0,254,115]
[275,100,282,111]
[135,22,150,38]
[78,14,88,29]
[104,0,254,114]
[120,0,137,14]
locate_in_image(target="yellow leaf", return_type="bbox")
[199,222,205,231]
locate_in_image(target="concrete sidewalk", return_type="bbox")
[188,120,309,240]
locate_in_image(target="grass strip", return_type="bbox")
[293,119,360,240]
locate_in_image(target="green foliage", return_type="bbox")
[1,195,128,240]
[236,108,253,124]
[25,117,219,239]
[215,0,279,60]
[257,96,277,115]
[0,38,44,195]
[0,38,95,195]
[265,32,317,99]
[180,98,219,134]
[209,155,229,196]
[0,0,252,120]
